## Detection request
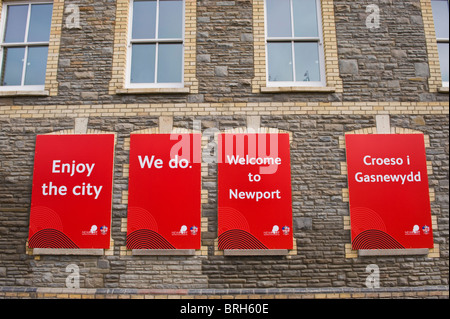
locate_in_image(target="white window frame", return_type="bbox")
[264,0,326,88]
[126,0,185,89]
[0,0,52,92]
[432,0,449,87]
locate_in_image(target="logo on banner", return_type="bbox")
[172,225,188,236]
[100,225,108,235]
[81,224,109,236]
[263,225,291,236]
[264,225,280,236]
[404,224,431,236]
[190,226,199,235]
[282,225,290,235]
[171,225,199,236]
[82,225,98,236]
[405,225,421,236]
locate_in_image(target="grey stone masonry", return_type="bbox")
[0,0,445,107]
[0,115,448,290]
[0,0,448,295]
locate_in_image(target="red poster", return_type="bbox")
[126,134,201,250]
[28,134,115,249]
[218,133,293,250]
[345,134,434,250]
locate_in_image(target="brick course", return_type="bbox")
[0,285,448,299]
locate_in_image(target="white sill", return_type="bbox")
[132,249,196,256]
[116,87,190,94]
[223,249,289,256]
[31,248,104,256]
[260,86,336,93]
[358,249,429,257]
[437,86,449,94]
[0,90,49,97]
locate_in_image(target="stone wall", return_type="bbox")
[1,0,448,108]
[0,0,448,297]
[0,115,448,290]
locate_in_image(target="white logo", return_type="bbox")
[272,225,279,234]
[82,225,98,235]
[264,225,280,236]
[172,225,189,236]
[405,224,421,236]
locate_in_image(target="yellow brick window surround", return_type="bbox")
[0,0,63,97]
[420,0,449,93]
[252,0,342,94]
[109,0,198,95]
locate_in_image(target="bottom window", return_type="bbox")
[1,46,48,87]
[25,46,49,86]
[1,47,24,86]
[294,42,321,82]
[130,43,183,85]
[437,42,449,86]
[130,44,156,84]
[267,42,293,82]
[267,42,321,84]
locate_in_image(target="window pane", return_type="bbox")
[4,5,29,43]
[24,46,49,85]
[157,43,182,83]
[267,42,293,82]
[266,0,292,38]
[130,44,156,83]
[437,42,449,83]
[293,0,319,38]
[132,0,157,39]
[431,0,449,39]
[294,42,321,82]
[158,0,183,39]
[1,47,25,86]
[27,4,53,42]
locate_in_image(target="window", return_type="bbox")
[265,0,325,87]
[0,1,53,91]
[431,0,449,87]
[127,0,184,88]
[110,0,197,94]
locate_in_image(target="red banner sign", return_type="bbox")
[28,134,115,249]
[218,133,293,250]
[345,134,434,250]
[126,134,202,250]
